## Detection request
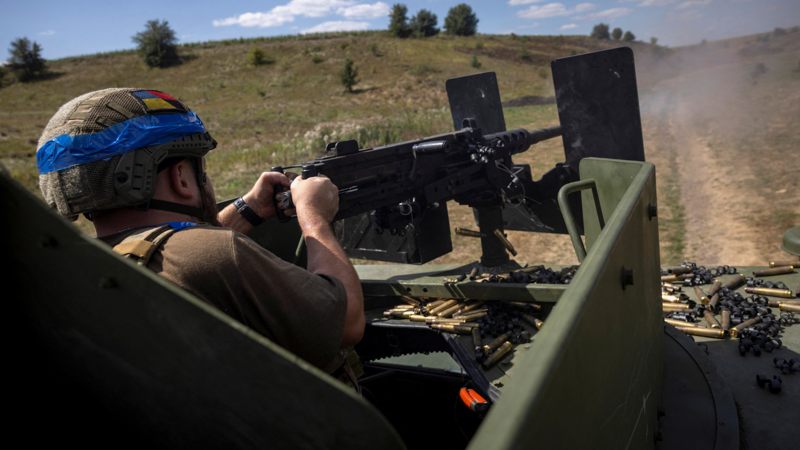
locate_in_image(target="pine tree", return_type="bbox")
[409,9,439,37]
[340,59,360,93]
[8,37,46,82]
[388,4,410,38]
[444,4,479,36]
[132,20,179,68]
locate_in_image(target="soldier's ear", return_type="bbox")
[168,159,195,199]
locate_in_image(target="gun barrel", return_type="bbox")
[528,125,562,145]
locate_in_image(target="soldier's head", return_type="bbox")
[36,88,219,225]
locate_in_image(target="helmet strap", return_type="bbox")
[144,199,206,219]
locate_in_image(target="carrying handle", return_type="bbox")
[557,179,605,263]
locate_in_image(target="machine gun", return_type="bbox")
[273,49,646,266]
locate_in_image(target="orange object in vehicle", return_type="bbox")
[459,388,489,413]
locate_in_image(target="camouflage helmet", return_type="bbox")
[37,88,216,221]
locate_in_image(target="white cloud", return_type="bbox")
[214,0,356,28]
[508,0,546,5]
[38,30,56,36]
[668,9,702,20]
[675,0,712,9]
[337,2,390,19]
[301,20,370,34]
[517,3,596,19]
[560,23,579,29]
[577,7,633,20]
[638,0,676,6]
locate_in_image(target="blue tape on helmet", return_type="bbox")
[36,111,207,175]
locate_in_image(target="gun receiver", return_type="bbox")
[273,121,562,237]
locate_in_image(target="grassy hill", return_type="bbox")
[1,29,798,265]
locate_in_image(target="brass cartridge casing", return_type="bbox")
[460,300,487,314]
[384,310,415,319]
[493,229,518,257]
[426,299,447,309]
[459,311,488,322]
[662,304,693,312]
[469,266,480,280]
[429,299,459,315]
[675,326,725,339]
[707,281,722,297]
[515,266,544,274]
[723,274,746,290]
[693,286,711,305]
[669,267,693,275]
[779,303,800,313]
[508,301,542,311]
[472,328,483,350]
[393,304,415,310]
[483,333,511,354]
[400,295,421,306]
[721,310,731,331]
[708,293,720,312]
[703,310,721,329]
[431,324,475,334]
[664,318,701,328]
[661,275,680,282]
[426,317,466,324]
[454,308,488,318]
[521,314,544,329]
[662,294,683,303]
[455,227,486,238]
[662,281,682,292]
[729,317,762,338]
[770,259,799,268]
[409,315,428,322]
[482,342,513,369]
[767,299,800,307]
[753,266,794,277]
[438,303,466,318]
[745,287,792,298]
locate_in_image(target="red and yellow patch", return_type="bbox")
[132,90,187,113]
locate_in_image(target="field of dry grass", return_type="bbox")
[1,29,798,267]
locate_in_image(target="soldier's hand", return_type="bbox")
[290,175,339,224]
[242,171,293,219]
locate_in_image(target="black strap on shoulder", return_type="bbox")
[146,199,205,219]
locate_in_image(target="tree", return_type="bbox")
[444,4,479,36]
[612,28,622,41]
[590,23,610,40]
[340,58,359,92]
[623,31,635,42]
[650,37,658,45]
[388,4,410,38]
[8,37,46,81]
[132,19,179,68]
[409,9,439,37]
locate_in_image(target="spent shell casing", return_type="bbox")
[460,300,487,313]
[723,274,746,290]
[662,303,693,312]
[472,328,483,351]
[753,266,795,277]
[770,259,799,268]
[665,318,702,328]
[515,265,544,274]
[779,303,800,313]
[767,299,800,307]
[662,281,682,292]
[384,310,415,319]
[426,317,467,324]
[693,286,711,305]
[661,275,680,282]
[508,301,542,311]
[521,314,544,330]
[669,266,693,275]
[745,287,792,298]
[482,341,513,369]
[662,294,683,303]
[707,280,722,297]
[721,310,731,331]
[703,310,721,329]
[483,332,511,354]
[459,311,488,322]
[429,299,459,315]
[675,326,725,339]
[454,308,488,317]
[455,227,486,238]
[438,302,466,318]
[493,229,518,257]
[393,304,415,310]
[708,293,720,313]
[729,317,762,338]
[469,266,480,280]
[431,324,475,334]
[409,314,428,322]
[399,295,421,306]
[426,299,447,309]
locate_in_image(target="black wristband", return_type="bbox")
[233,197,265,227]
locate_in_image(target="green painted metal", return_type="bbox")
[557,179,605,262]
[468,159,663,450]
[781,225,800,256]
[0,168,404,449]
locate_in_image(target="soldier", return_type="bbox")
[36,88,364,387]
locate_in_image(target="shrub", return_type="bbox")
[470,55,481,68]
[389,4,410,38]
[444,4,479,36]
[612,28,622,41]
[132,19,179,68]
[623,31,636,42]
[409,9,439,37]
[590,23,610,40]
[518,48,532,60]
[246,47,274,66]
[774,27,787,37]
[340,58,359,92]
[475,41,484,49]
[339,42,349,50]
[410,63,441,77]
[311,54,324,64]
[650,37,658,45]
[7,37,46,81]
[369,42,380,56]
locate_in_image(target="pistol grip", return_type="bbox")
[274,184,292,223]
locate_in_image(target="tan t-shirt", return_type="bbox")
[100,224,347,371]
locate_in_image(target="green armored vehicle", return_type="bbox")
[3,47,798,449]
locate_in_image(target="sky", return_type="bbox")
[1,0,799,60]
